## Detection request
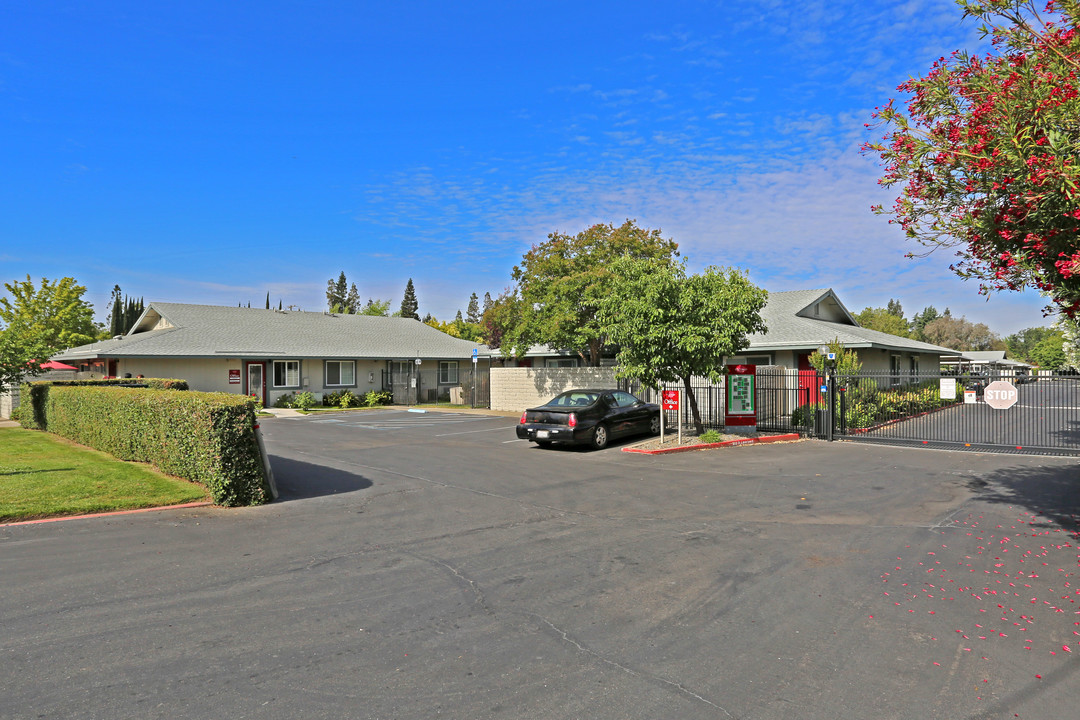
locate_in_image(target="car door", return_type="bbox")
[612,391,649,433]
[600,392,630,437]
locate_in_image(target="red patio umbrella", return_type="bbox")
[40,360,78,370]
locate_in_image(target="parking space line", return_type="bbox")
[436,425,519,437]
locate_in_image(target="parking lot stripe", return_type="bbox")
[436,425,519,437]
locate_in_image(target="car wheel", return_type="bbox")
[536,440,552,449]
[649,413,660,435]
[591,424,609,450]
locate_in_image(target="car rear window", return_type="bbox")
[549,392,599,407]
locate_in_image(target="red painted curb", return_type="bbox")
[622,433,801,455]
[2,501,214,527]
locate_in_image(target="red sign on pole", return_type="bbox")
[662,390,679,410]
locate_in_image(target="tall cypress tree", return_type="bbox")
[265,292,270,309]
[110,295,123,336]
[326,271,348,312]
[400,278,419,320]
[466,293,481,324]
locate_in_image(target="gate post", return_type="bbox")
[827,368,836,442]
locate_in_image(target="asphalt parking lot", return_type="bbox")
[3,408,1080,719]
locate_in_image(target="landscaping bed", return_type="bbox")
[625,430,801,454]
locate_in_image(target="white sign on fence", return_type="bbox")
[939,378,956,400]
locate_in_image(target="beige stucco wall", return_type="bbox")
[1,383,18,419]
[490,367,619,412]
[114,357,390,406]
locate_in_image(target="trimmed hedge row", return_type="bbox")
[36,377,189,390]
[19,384,268,506]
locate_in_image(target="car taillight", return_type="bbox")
[568,413,577,428]
[520,411,528,424]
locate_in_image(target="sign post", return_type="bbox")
[725,364,757,434]
[661,389,680,445]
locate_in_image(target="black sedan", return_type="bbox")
[516,389,661,449]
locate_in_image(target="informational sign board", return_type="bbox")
[662,390,679,410]
[964,389,977,404]
[939,378,956,400]
[725,364,757,431]
[229,369,241,384]
[983,380,1018,410]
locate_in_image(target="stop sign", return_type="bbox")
[983,380,1018,410]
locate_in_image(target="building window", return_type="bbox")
[545,358,577,368]
[273,360,300,388]
[910,356,920,379]
[439,361,459,384]
[890,355,902,385]
[325,360,355,387]
[743,355,772,366]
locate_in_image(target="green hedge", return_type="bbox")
[32,377,189,390]
[19,384,268,506]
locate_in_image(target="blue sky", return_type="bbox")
[0,0,1056,334]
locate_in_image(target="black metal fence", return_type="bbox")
[637,369,1080,455]
[382,365,490,408]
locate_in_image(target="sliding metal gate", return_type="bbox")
[826,371,1080,456]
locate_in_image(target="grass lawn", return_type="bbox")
[0,427,208,523]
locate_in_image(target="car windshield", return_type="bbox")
[547,391,599,407]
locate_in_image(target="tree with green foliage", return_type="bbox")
[107,285,123,336]
[466,293,481,324]
[865,0,1080,317]
[399,278,420,320]
[481,290,525,351]
[0,276,97,391]
[326,271,348,312]
[911,306,947,341]
[855,306,911,337]
[509,220,680,365]
[345,283,361,314]
[1030,328,1066,369]
[808,338,863,375]
[483,292,493,315]
[360,298,391,316]
[1005,325,1056,363]
[425,313,483,342]
[597,256,768,434]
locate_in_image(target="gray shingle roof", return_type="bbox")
[747,289,959,356]
[56,303,486,360]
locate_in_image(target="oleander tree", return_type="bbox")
[865,0,1080,317]
[597,256,768,434]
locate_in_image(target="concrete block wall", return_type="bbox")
[490,367,618,412]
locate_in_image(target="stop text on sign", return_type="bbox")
[983,380,1018,410]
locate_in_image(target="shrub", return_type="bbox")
[292,391,316,410]
[790,404,814,428]
[338,390,358,409]
[30,377,189,391]
[322,390,343,407]
[18,385,268,506]
[363,390,393,407]
[273,392,295,408]
[699,429,722,444]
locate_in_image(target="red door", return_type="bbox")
[797,353,817,408]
